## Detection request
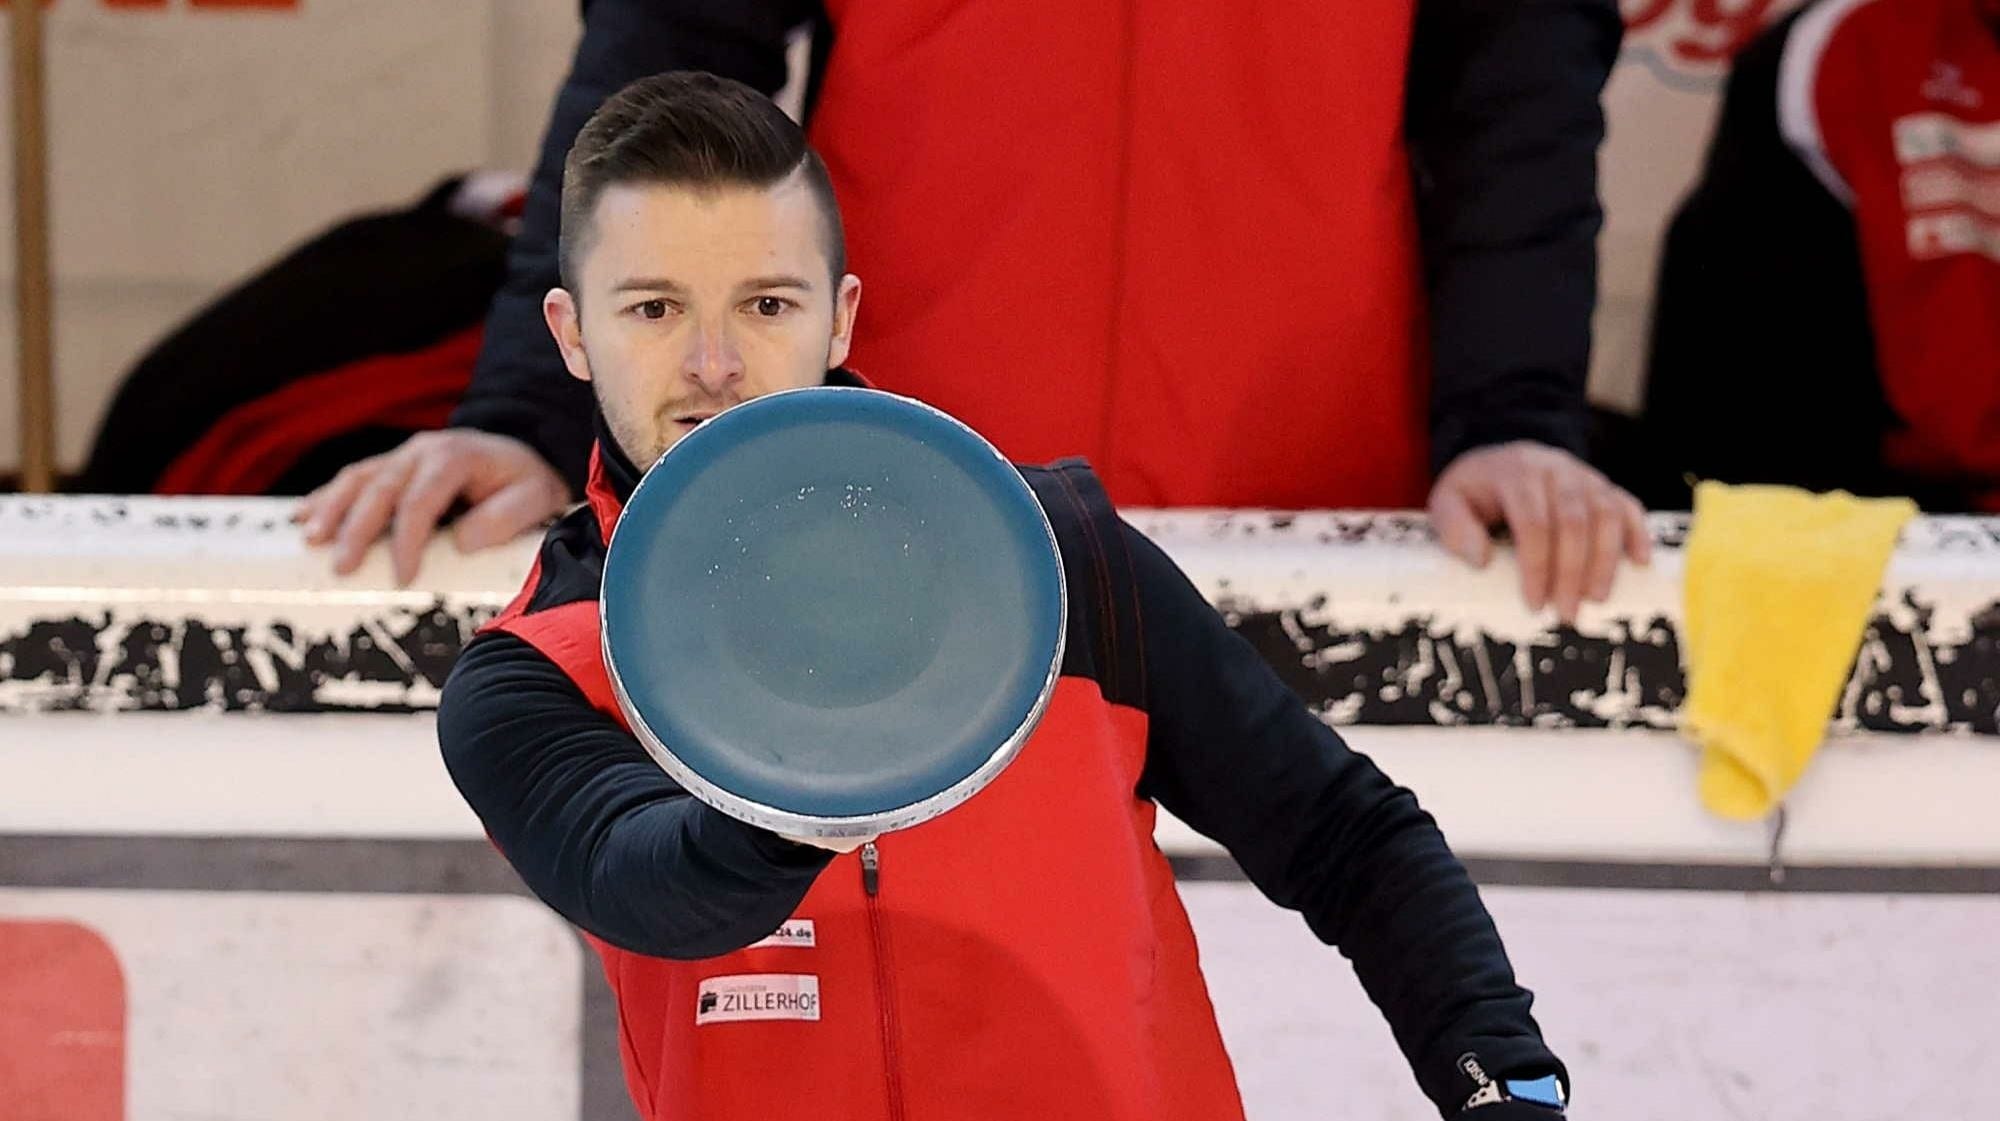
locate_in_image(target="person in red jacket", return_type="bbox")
[443,71,1574,1121]
[299,0,1649,624]
[1633,0,2000,513]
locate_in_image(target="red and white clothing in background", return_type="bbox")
[1639,0,2000,513]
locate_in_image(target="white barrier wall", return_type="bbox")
[0,890,584,1121]
[0,0,1813,471]
[4,497,1997,865]
[1,498,1996,1120]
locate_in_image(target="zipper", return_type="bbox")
[861,841,907,1121]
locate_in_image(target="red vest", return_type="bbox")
[1795,0,2000,509]
[488,454,1247,1120]
[809,0,1430,510]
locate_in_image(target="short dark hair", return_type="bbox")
[558,71,845,288]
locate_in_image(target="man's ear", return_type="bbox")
[826,274,863,370]
[543,288,593,383]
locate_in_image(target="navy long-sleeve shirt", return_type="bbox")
[438,458,1564,1113]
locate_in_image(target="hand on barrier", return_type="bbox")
[779,833,880,854]
[1428,440,1651,624]
[295,428,571,586]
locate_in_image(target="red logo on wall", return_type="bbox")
[0,919,127,1121]
[1622,0,1802,89]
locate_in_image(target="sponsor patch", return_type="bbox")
[747,920,816,949]
[696,974,820,1025]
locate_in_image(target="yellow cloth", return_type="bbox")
[1681,482,1916,820]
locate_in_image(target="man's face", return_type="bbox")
[544,172,861,467]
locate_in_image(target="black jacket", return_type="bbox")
[1628,10,1888,510]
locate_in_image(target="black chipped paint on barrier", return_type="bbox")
[0,602,498,714]
[1219,603,1688,731]
[1217,588,2000,736]
[1,594,1997,733]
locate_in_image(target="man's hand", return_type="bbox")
[780,833,879,854]
[1428,441,1651,623]
[295,429,571,585]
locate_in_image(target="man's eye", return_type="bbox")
[752,297,791,317]
[635,300,669,320]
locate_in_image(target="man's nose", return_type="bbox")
[683,321,745,394]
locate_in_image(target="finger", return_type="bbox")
[389,454,475,586]
[1495,476,1553,613]
[1619,491,1653,566]
[331,459,417,575]
[451,475,569,553]
[781,833,878,854]
[1585,489,1626,603]
[1427,482,1493,569]
[299,464,374,544]
[1546,478,1594,624]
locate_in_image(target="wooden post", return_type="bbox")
[12,0,53,493]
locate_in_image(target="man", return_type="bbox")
[440,72,1573,1120]
[301,0,1649,624]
